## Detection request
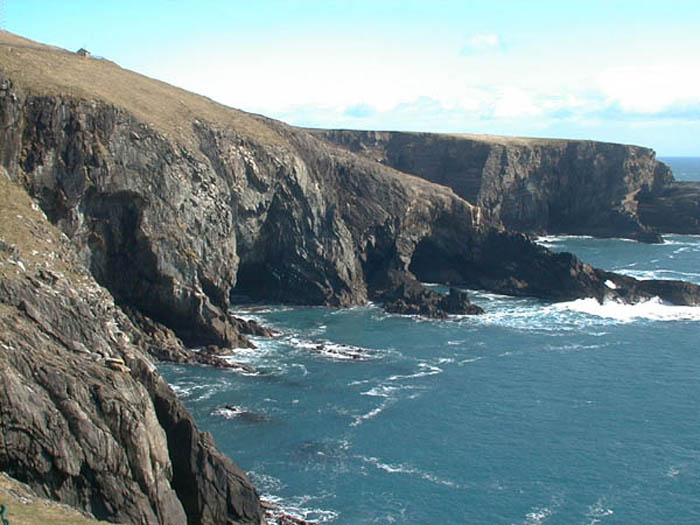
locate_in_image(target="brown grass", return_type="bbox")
[0,473,115,525]
[0,30,286,148]
[0,171,80,279]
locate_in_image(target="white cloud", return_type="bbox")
[492,87,542,119]
[598,64,700,114]
[461,33,504,54]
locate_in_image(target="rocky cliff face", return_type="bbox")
[1,31,698,343]
[0,173,262,524]
[1,30,700,525]
[310,129,674,242]
[637,181,700,234]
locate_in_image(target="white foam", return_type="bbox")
[261,493,340,524]
[617,268,700,282]
[212,406,247,419]
[360,455,458,488]
[586,498,614,524]
[547,342,603,353]
[248,471,284,492]
[535,234,594,244]
[524,506,554,524]
[350,400,392,427]
[554,297,700,322]
[663,234,700,245]
[169,382,225,400]
[347,379,372,386]
[361,385,401,398]
[169,384,189,398]
[226,338,290,375]
[286,336,373,360]
[387,363,442,381]
[290,363,309,376]
[458,356,485,366]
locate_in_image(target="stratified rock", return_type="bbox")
[1,29,698,341]
[0,174,263,524]
[310,129,669,243]
[637,181,700,234]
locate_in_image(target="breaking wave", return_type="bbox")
[552,296,700,322]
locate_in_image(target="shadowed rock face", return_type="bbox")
[0,175,263,524]
[1,29,700,525]
[310,129,673,243]
[1,37,699,344]
[637,181,700,234]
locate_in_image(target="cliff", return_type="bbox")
[0,173,263,524]
[637,181,700,234]
[1,30,700,524]
[309,129,677,242]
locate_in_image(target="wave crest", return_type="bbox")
[553,297,700,322]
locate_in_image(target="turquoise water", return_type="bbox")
[160,158,700,524]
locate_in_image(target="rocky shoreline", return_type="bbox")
[1,29,700,524]
[310,129,699,243]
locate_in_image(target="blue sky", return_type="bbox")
[5,0,700,155]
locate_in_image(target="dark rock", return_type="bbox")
[599,271,700,306]
[232,316,276,337]
[311,129,673,243]
[637,181,700,234]
[441,287,485,315]
[373,270,483,317]
[1,30,700,525]
[0,174,263,524]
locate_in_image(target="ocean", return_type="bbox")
[160,157,700,524]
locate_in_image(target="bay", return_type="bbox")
[160,157,700,524]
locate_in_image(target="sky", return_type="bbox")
[5,0,700,155]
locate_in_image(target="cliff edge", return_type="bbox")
[0,171,263,523]
[1,29,700,524]
[309,129,678,242]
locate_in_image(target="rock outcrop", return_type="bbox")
[637,181,700,234]
[371,270,484,317]
[1,28,700,525]
[310,129,673,242]
[0,173,263,524]
[1,30,698,336]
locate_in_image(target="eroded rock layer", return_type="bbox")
[1,29,700,525]
[0,173,262,524]
[310,129,677,242]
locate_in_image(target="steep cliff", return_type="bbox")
[2,30,696,339]
[310,129,674,242]
[637,181,700,234]
[0,172,263,524]
[2,28,700,525]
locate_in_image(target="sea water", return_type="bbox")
[160,157,700,524]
